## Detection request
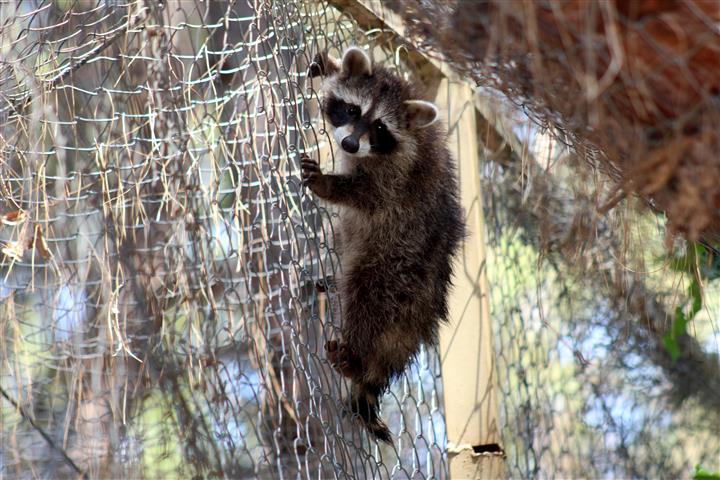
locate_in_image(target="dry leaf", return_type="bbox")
[31,225,53,260]
[2,209,28,226]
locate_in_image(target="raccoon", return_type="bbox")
[304,47,464,443]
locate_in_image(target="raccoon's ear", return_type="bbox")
[309,52,340,78]
[341,47,372,77]
[404,100,439,128]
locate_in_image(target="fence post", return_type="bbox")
[435,79,505,479]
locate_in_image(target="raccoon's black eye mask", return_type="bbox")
[369,119,397,154]
[324,95,398,154]
[324,97,359,127]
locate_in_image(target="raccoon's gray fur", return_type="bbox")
[304,47,464,443]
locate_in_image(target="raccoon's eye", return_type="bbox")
[346,105,360,117]
[370,120,397,154]
[325,97,352,127]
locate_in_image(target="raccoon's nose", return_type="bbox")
[341,136,359,154]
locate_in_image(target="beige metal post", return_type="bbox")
[436,79,505,479]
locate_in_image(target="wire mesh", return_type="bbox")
[2,1,720,480]
[1,1,445,478]
[479,96,720,478]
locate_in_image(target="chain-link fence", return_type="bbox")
[1,2,445,478]
[480,95,720,478]
[2,1,719,479]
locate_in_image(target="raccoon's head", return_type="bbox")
[309,47,439,159]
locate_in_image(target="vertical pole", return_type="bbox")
[436,79,505,478]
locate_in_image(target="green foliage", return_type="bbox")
[662,244,719,360]
[138,390,187,479]
[662,278,701,361]
[666,243,720,281]
[692,465,720,480]
[662,307,687,362]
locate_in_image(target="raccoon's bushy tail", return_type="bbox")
[348,383,392,443]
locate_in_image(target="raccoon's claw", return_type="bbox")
[315,276,335,293]
[301,155,322,186]
[325,340,358,378]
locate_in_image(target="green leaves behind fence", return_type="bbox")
[662,244,720,361]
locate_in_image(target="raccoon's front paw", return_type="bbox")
[301,155,323,190]
[325,340,360,378]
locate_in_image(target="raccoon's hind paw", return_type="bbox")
[325,340,361,378]
[301,155,322,187]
